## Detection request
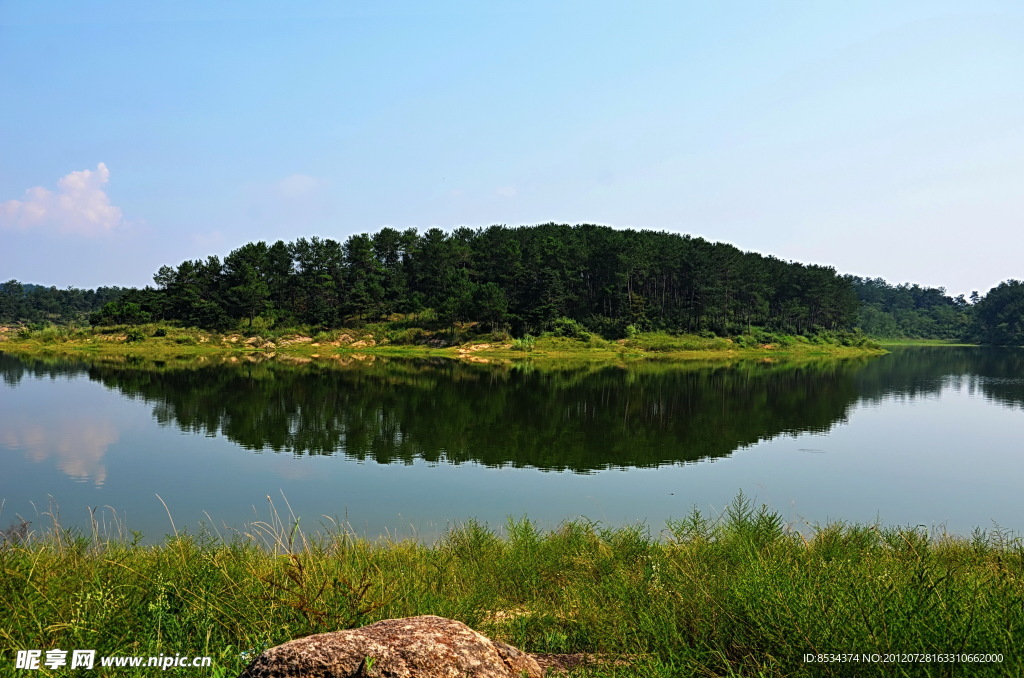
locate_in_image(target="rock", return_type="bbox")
[279,335,314,346]
[238,615,542,678]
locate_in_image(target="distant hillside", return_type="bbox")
[0,280,130,325]
[846,276,974,339]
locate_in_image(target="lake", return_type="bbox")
[1,347,1022,542]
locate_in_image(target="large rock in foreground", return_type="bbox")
[238,615,543,678]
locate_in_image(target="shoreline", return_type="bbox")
[0,324,888,365]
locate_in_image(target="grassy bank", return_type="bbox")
[2,496,1021,677]
[875,338,980,347]
[0,322,885,365]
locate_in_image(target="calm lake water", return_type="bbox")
[1,347,1022,542]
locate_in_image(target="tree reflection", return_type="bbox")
[2,348,1021,472]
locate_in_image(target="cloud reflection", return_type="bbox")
[3,417,117,486]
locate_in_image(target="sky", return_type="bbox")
[1,1,1022,297]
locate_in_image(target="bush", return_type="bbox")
[734,334,756,348]
[550,317,591,341]
[33,326,69,343]
[153,327,168,337]
[412,308,438,325]
[511,334,536,352]
[577,315,626,340]
[387,328,426,345]
[125,328,146,343]
[629,332,732,352]
[247,315,276,336]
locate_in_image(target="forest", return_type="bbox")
[846,276,975,339]
[2,224,1022,345]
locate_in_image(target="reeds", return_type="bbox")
[2,494,1022,676]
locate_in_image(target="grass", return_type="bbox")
[875,338,980,347]
[2,494,1022,676]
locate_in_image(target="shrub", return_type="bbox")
[125,328,146,343]
[734,334,756,348]
[248,315,276,335]
[488,329,512,343]
[387,328,426,345]
[550,317,591,341]
[153,327,168,337]
[630,332,732,352]
[511,334,536,352]
[577,315,625,340]
[34,326,68,343]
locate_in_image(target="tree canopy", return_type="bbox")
[846,276,973,339]
[972,280,1024,346]
[2,224,1020,345]
[138,224,862,336]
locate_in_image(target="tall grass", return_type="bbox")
[625,332,734,352]
[1,495,1022,676]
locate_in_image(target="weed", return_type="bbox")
[2,498,1019,676]
[511,334,536,352]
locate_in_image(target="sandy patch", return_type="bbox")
[457,343,492,354]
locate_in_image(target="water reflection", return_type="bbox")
[0,353,873,471]
[853,346,1024,410]
[2,416,116,485]
[3,347,1020,474]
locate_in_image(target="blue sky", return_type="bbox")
[2,1,1021,297]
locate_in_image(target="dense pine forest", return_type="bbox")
[3,224,1022,344]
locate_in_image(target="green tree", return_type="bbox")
[290,236,344,326]
[473,282,509,332]
[0,280,26,321]
[973,280,1024,346]
[344,233,385,321]
[225,242,271,326]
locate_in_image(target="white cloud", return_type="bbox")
[496,186,518,197]
[275,173,323,198]
[0,163,124,236]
